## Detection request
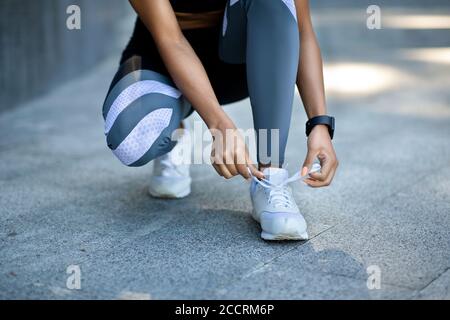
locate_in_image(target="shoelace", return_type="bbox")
[248,163,322,208]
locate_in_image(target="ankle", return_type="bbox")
[258,163,282,171]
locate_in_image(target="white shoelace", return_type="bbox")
[248,163,322,208]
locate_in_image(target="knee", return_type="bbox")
[104,67,193,166]
[102,68,190,167]
[108,107,177,167]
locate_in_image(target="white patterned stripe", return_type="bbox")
[112,108,173,166]
[230,0,239,6]
[282,0,297,21]
[105,80,181,134]
[222,5,228,36]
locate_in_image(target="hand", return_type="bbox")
[301,125,338,187]
[209,119,264,180]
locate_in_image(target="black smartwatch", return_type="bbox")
[305,115,335,139]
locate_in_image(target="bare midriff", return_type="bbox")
[175,10,224,30]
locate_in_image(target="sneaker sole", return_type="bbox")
[148,186,191,199]
[261,230,309,241]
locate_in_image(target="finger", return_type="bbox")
[301,150,318,176]
[304,178,324,188]
[226,162,239,177]
[236,163,251,179]
[222,150,238,176]
[242,152,264,179]
[234,151,250,180]
[246,158,264,180]
[210,152,224,165]
[305,167,336,187]
[324,167,337,186]
[309,153,333,182]
[218,163,233,179]
[212,163,223,177]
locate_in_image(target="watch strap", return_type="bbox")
[305,115,335,139]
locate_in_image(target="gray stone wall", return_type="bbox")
[0,0,132,112]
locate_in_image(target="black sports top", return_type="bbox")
[170,0,227,13]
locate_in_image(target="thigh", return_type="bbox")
[206,58,249,105]
[184,26,249,105]
[103,56,191,167]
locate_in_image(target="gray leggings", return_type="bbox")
[103,0,299,167]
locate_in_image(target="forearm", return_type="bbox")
[297,33,327,119]
[295,0,327,119]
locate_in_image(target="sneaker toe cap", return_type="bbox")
[148,176,191,198]
[260,211,307,236]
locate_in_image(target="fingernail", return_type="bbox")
[301,167,308,176]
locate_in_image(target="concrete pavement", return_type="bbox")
[1,1,449,299]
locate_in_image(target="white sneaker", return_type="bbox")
[148,124,191,199]
[250,167,309,240]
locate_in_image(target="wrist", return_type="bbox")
[310,124,329,136]
[200,105,229,129]
[206,112,235,131]
[305,115,335,139]
[308,124,331,140]
[308,111,327,118]
[306,104,327,119]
